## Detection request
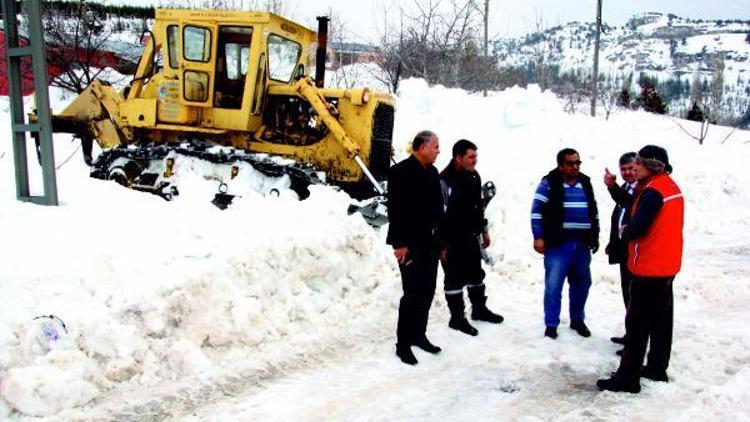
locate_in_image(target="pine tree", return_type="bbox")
[687,102,705,122]
[617,88,631,107]
[637,79,667,114]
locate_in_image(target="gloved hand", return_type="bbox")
[590,241,599,254]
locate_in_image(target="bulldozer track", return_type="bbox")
[91,141,325,200]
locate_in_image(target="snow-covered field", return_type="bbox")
[1,78,749,421]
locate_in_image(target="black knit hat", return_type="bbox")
[638,145,672,174]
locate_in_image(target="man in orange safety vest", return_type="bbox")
[597,145,684,394]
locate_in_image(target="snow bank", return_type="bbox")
[1,78,749,419]
[0,91,398,417]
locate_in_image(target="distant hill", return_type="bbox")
[492,13,750,125]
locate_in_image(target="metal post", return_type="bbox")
[2,0,58,205]
[590,0,602,117]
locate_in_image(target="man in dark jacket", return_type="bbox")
[531,148,599,339]
[439,139,504,337]
[598,145,684,394]
[604,152,637,351]
[387,130,444,365]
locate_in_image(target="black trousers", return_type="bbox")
[619,263,633,308]
[397,247,438,345]
[616,276,675,383]
[443,236,486,292]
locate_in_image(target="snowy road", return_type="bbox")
[136,241,749,422]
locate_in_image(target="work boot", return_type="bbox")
[395,343,418,365]
[596,375,641,393]
[544,326,558,339]
[570,320,591,337]
[641,366,668,382]
[467,285,504,323]
[446,292,478,336]
[471,305,504,324]
[413,337,442,354]
[449,317,479,336]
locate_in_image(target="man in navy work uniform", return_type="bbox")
[439,139,504,337]
[531,148,599,339]
[387,130,444,365]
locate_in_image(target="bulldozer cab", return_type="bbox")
[51,7,395,205]
[133,10,315,132]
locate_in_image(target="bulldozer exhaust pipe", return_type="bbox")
[315,16,330,88]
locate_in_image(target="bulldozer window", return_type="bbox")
[183,26,211,62]
[225,43,249,80]
[216,26,253,109]
[268,34,301,82]
[184,70,209,102]
[167,25,179,69]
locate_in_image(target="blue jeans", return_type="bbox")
[543,239,592,327]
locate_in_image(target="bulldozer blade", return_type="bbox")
[348,196,388,228]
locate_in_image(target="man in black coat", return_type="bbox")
[604,152,637,352]
[386,130,444,365]
[440,139,503,337]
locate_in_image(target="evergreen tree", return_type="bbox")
[636,79,667,114]
[687,102,705,122]
[617,88,631,107]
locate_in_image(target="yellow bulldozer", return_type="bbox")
[47,9,394,224]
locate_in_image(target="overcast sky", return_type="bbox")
[112,0,750,42]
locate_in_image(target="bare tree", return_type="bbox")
[560,80,590,114]
[680,55,727,145]
[185,0,286,13]
[39,0,120,94]
[709,54,725,122]
[527,11,556,89]
[598,76,619,120]
[376,0,494,93]
[326,8,357,88]
[672,116,710,145]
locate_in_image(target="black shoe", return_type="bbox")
[596,376,641,393]
[641,366,668,382]
[449,317,479,336]
[616,348,624,356]
[610,336,626,345]
[570,320,591,337]
[395,344,418,365]
[413,337,442,354]
[544,326,558,339]
[471,306,504,324]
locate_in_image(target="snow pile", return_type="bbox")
[0,78,749,419]
[0,91,397,417]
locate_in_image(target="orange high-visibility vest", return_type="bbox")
[628,173,684,277]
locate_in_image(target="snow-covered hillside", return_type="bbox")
[1,80,749,420]
[494,12,750,121]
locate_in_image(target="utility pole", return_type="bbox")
[483,0,489,97]
[590,0,602,117]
